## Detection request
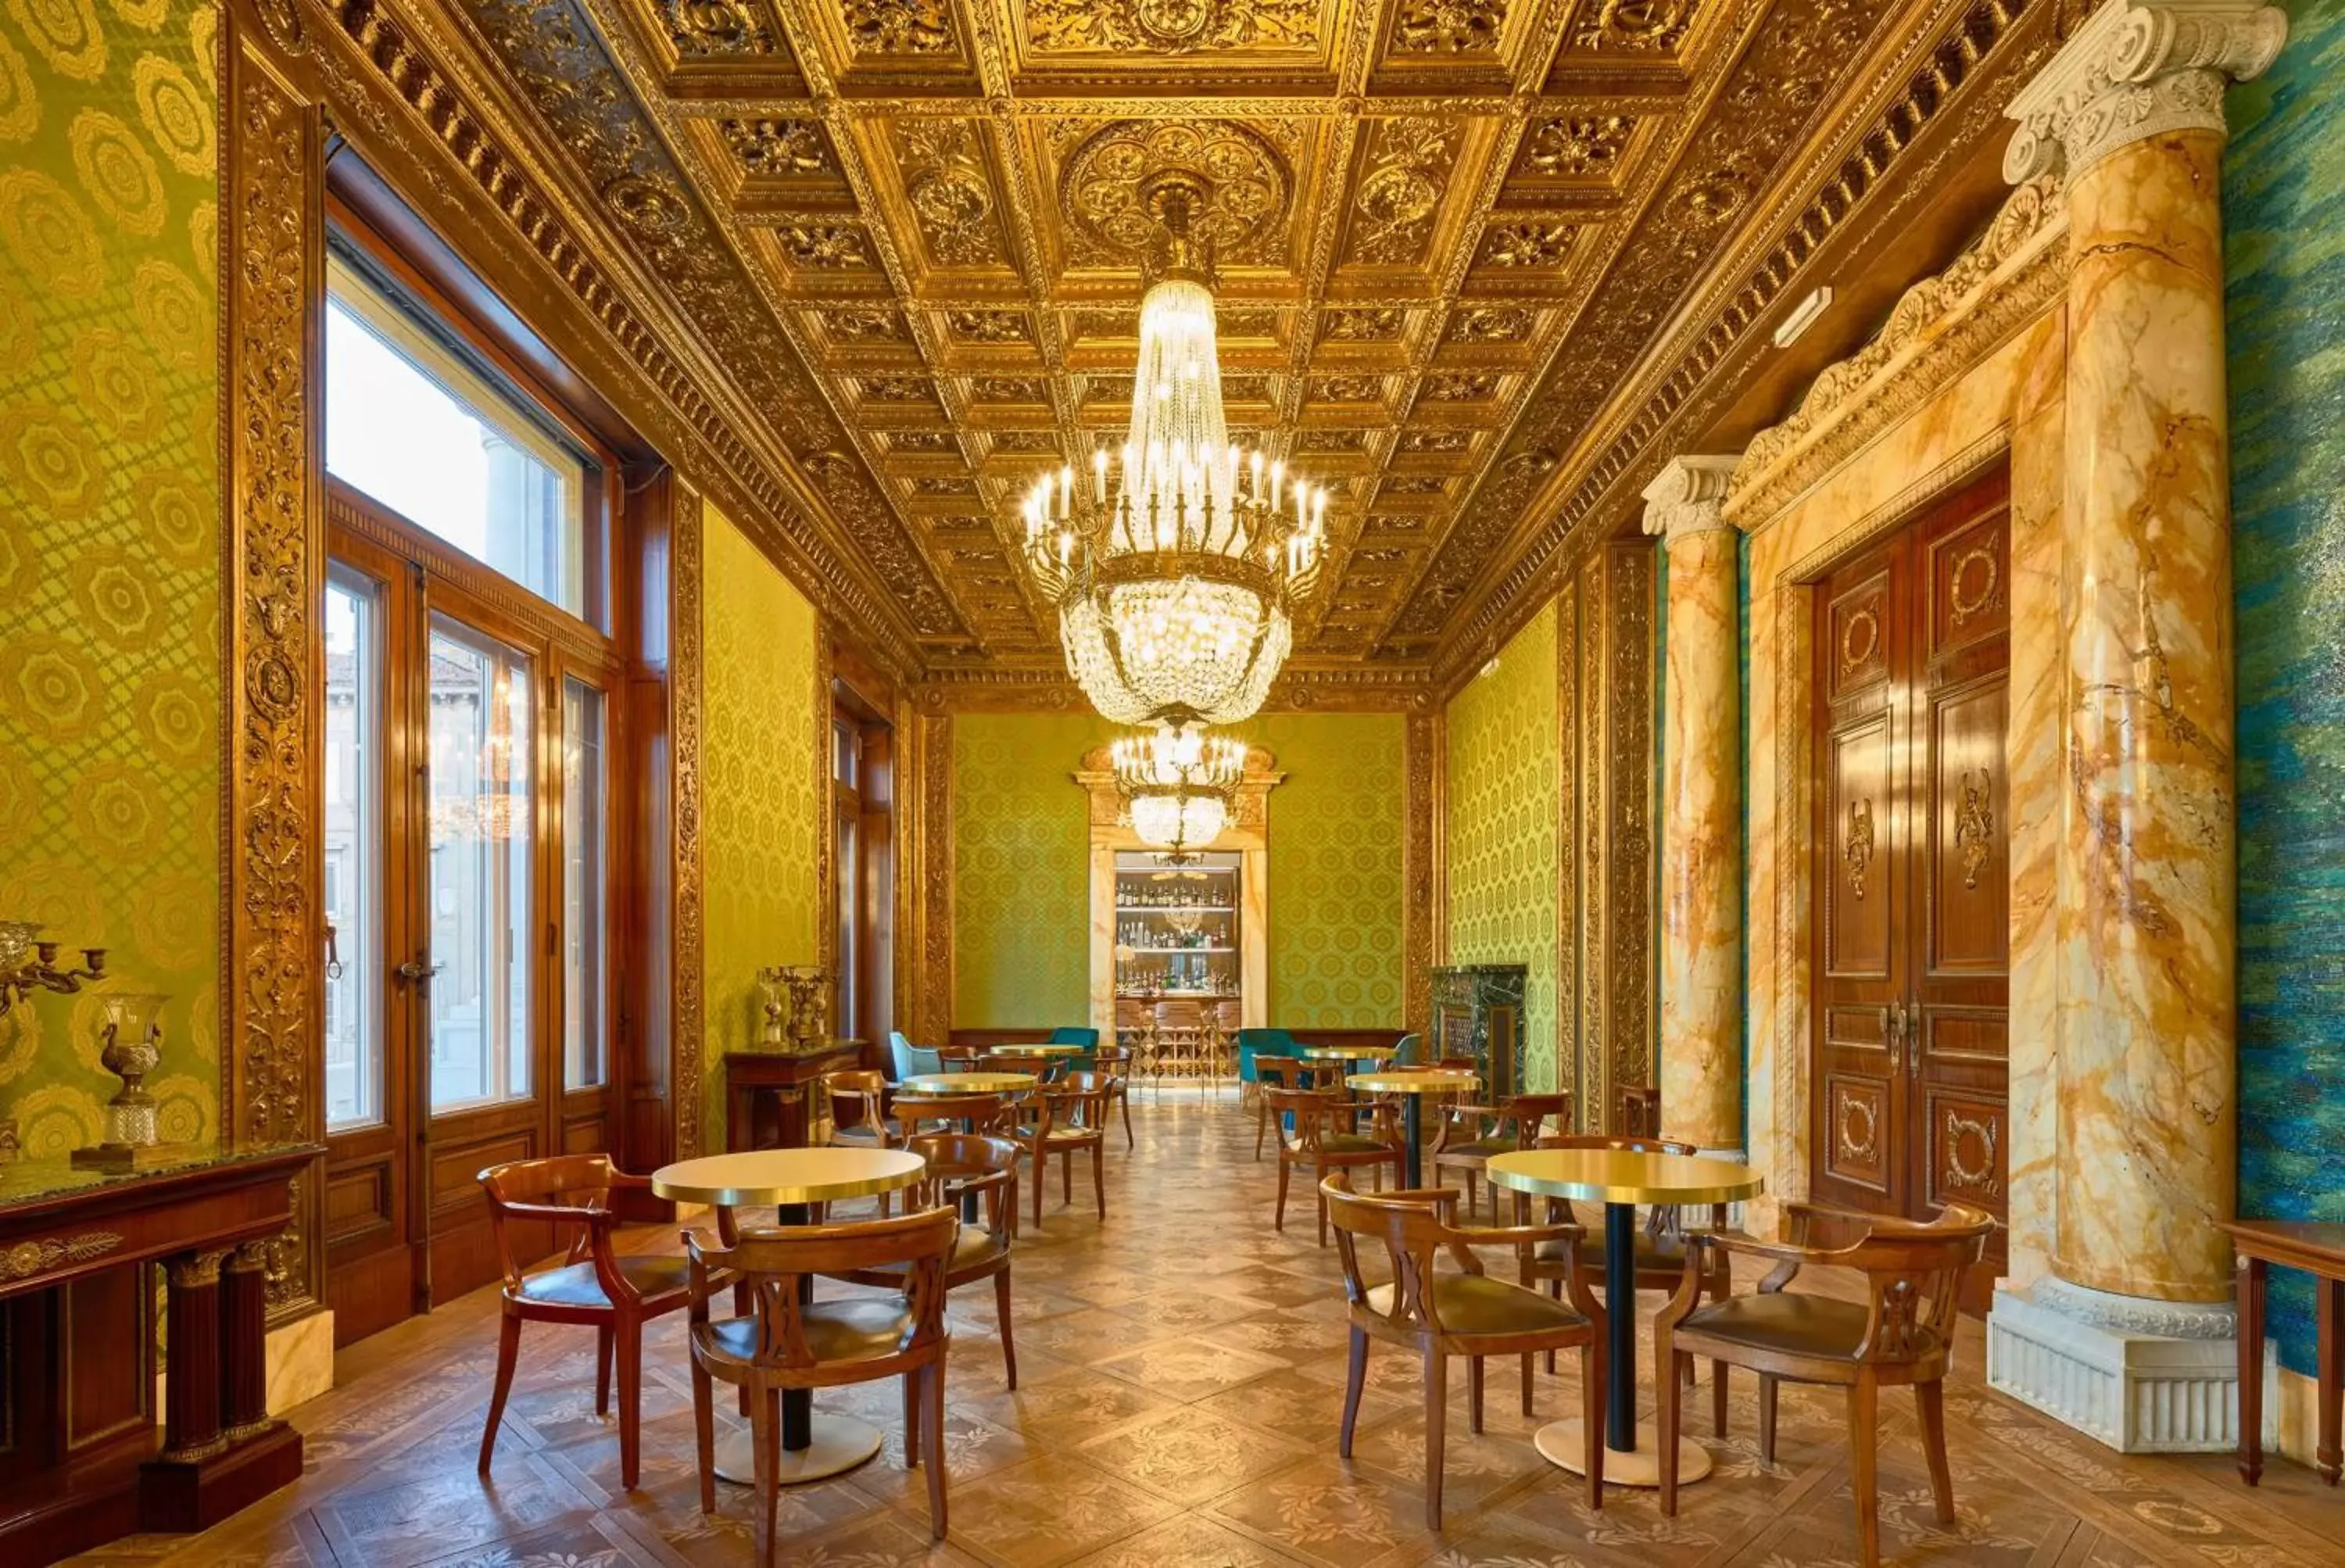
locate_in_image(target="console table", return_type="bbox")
[0,1141,317,1564]
[723,1042,870,1152]
[2221,1218,2344,1487]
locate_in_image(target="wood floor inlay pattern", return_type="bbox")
[66,1099,2345,1566]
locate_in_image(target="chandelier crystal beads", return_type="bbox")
[1021,174,1326,729]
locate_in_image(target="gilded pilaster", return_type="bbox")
[2004,0,2286,1305]
[1642,457,1744,1156]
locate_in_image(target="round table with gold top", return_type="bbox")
[896,1071,1036,1096]
[653,1147,926,1486]
[1485,1147,1766,1488]
[1346,1068,1479,1187]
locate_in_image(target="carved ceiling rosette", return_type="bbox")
[1060,119,1293,266]
[1348,118,1458,267]
[1021,0,1322,52]
[895,120,1004,266]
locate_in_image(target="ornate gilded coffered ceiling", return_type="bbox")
[406,0,2060,693]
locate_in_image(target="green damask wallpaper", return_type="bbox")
[0,0,221,1154]
[1244,714,1404,1029]
[699,506,822,1149]
[1445,600,1561,1090]
[952,712,1099,1029]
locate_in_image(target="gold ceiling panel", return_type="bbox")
[430,0,2048,676]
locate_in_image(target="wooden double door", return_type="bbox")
[1811,468,2010,1273]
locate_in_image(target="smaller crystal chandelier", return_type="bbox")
[1112,724,1244,850]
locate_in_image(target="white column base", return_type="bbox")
[1985,1279,2243,1452]
[1690,1147,1749,1230]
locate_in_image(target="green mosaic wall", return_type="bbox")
[1444,600,1561,1090]
[700,507,822,1150]
[952,713,1101,1029]
[0,0,221,1153]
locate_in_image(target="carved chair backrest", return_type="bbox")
[1322,1175,1483,1337]
[684,1206,956,1369]
[1818,1202,1994,1363]
[478,1153,627,1291]
[900,1133,1019,1233]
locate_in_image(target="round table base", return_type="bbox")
[714,1413,883,1486]
[1531,1418,1713,1488]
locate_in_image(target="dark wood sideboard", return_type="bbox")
[722,1042,872,1152]
[0,1142,317,1565]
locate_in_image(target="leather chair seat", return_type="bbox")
[1364,1274,1586,1337]
[1677,1291,1935,1360]
[1437,1137,1516,1159]
[1306,1133,1394,1157]
[1015,1124,1100,1146]
[697,1298,917,1367]
[517,1254,689,1308]
[828,1123,887,1147]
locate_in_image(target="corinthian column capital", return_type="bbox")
[1638,455,1741,542]
[2003,0,2287,182]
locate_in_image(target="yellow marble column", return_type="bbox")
[1642,457,1743,1156]
[2004,0,2286,1306]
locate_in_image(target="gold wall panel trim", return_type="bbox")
[671,490,707,1160]
[224,0,328,1318]
[1402,711,1441,1039]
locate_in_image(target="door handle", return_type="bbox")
[1883,1003,1903,1075]
[394,958,444,989]
[1906,1001,1924,1078]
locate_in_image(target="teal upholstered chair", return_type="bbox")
[1391,1031,1423,1067]
[1047,1026,1100,1071]
[890,1030,944,1082]
[1235,1028,1300,1098]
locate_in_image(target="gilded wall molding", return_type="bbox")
[671,489,707,1160]
[1402,711,1441,1040]
[1552,572,1580,1115]
[911,711,955,1044]
[1724,175,2070,530]
[1570,537,1656,1131]
[223,0,328,1318]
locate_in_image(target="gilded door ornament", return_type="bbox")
[1944,1108,2001,1196]
[1956,768,1993,890]
[1391,0,1507,52]
[1838,1092,1878,1165]
[1948,538,2002,625]
[1838,600,1881,681]
[1844,797,1875,900]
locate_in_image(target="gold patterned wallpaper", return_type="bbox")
[1445,598,1560,1091]
[951,712,1100,1030]
[699,505,822,1149]
[950,711,1405,1031]
[0,0,220,1155]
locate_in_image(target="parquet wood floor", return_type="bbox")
[67,1096,2345,1567]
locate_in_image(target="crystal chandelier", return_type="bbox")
[1112,723,1245,850]
[1022,172,1326,729]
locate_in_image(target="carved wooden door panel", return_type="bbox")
[1810,470,2011,1254]
[1910,476,2011,1277]
[1812,529,1912,1218]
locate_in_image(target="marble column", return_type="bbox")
[1642,456,1744,1158]
[1985,0,2286,1453]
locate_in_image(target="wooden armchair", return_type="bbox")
[825,1133,1022,1388]
[1655,1200,1995,1568]
[1321,1172,1608,1527]
[1008,1072,1112,1226]
[1266,1087,1404,1245]
[476,1155,692,1489]
[1093,1044,1137,1148]
[684,1208,958,1564]
[889,1090,1013,1144]
[1429,1093,1573,1217]
[1253,1056,1311,1158]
